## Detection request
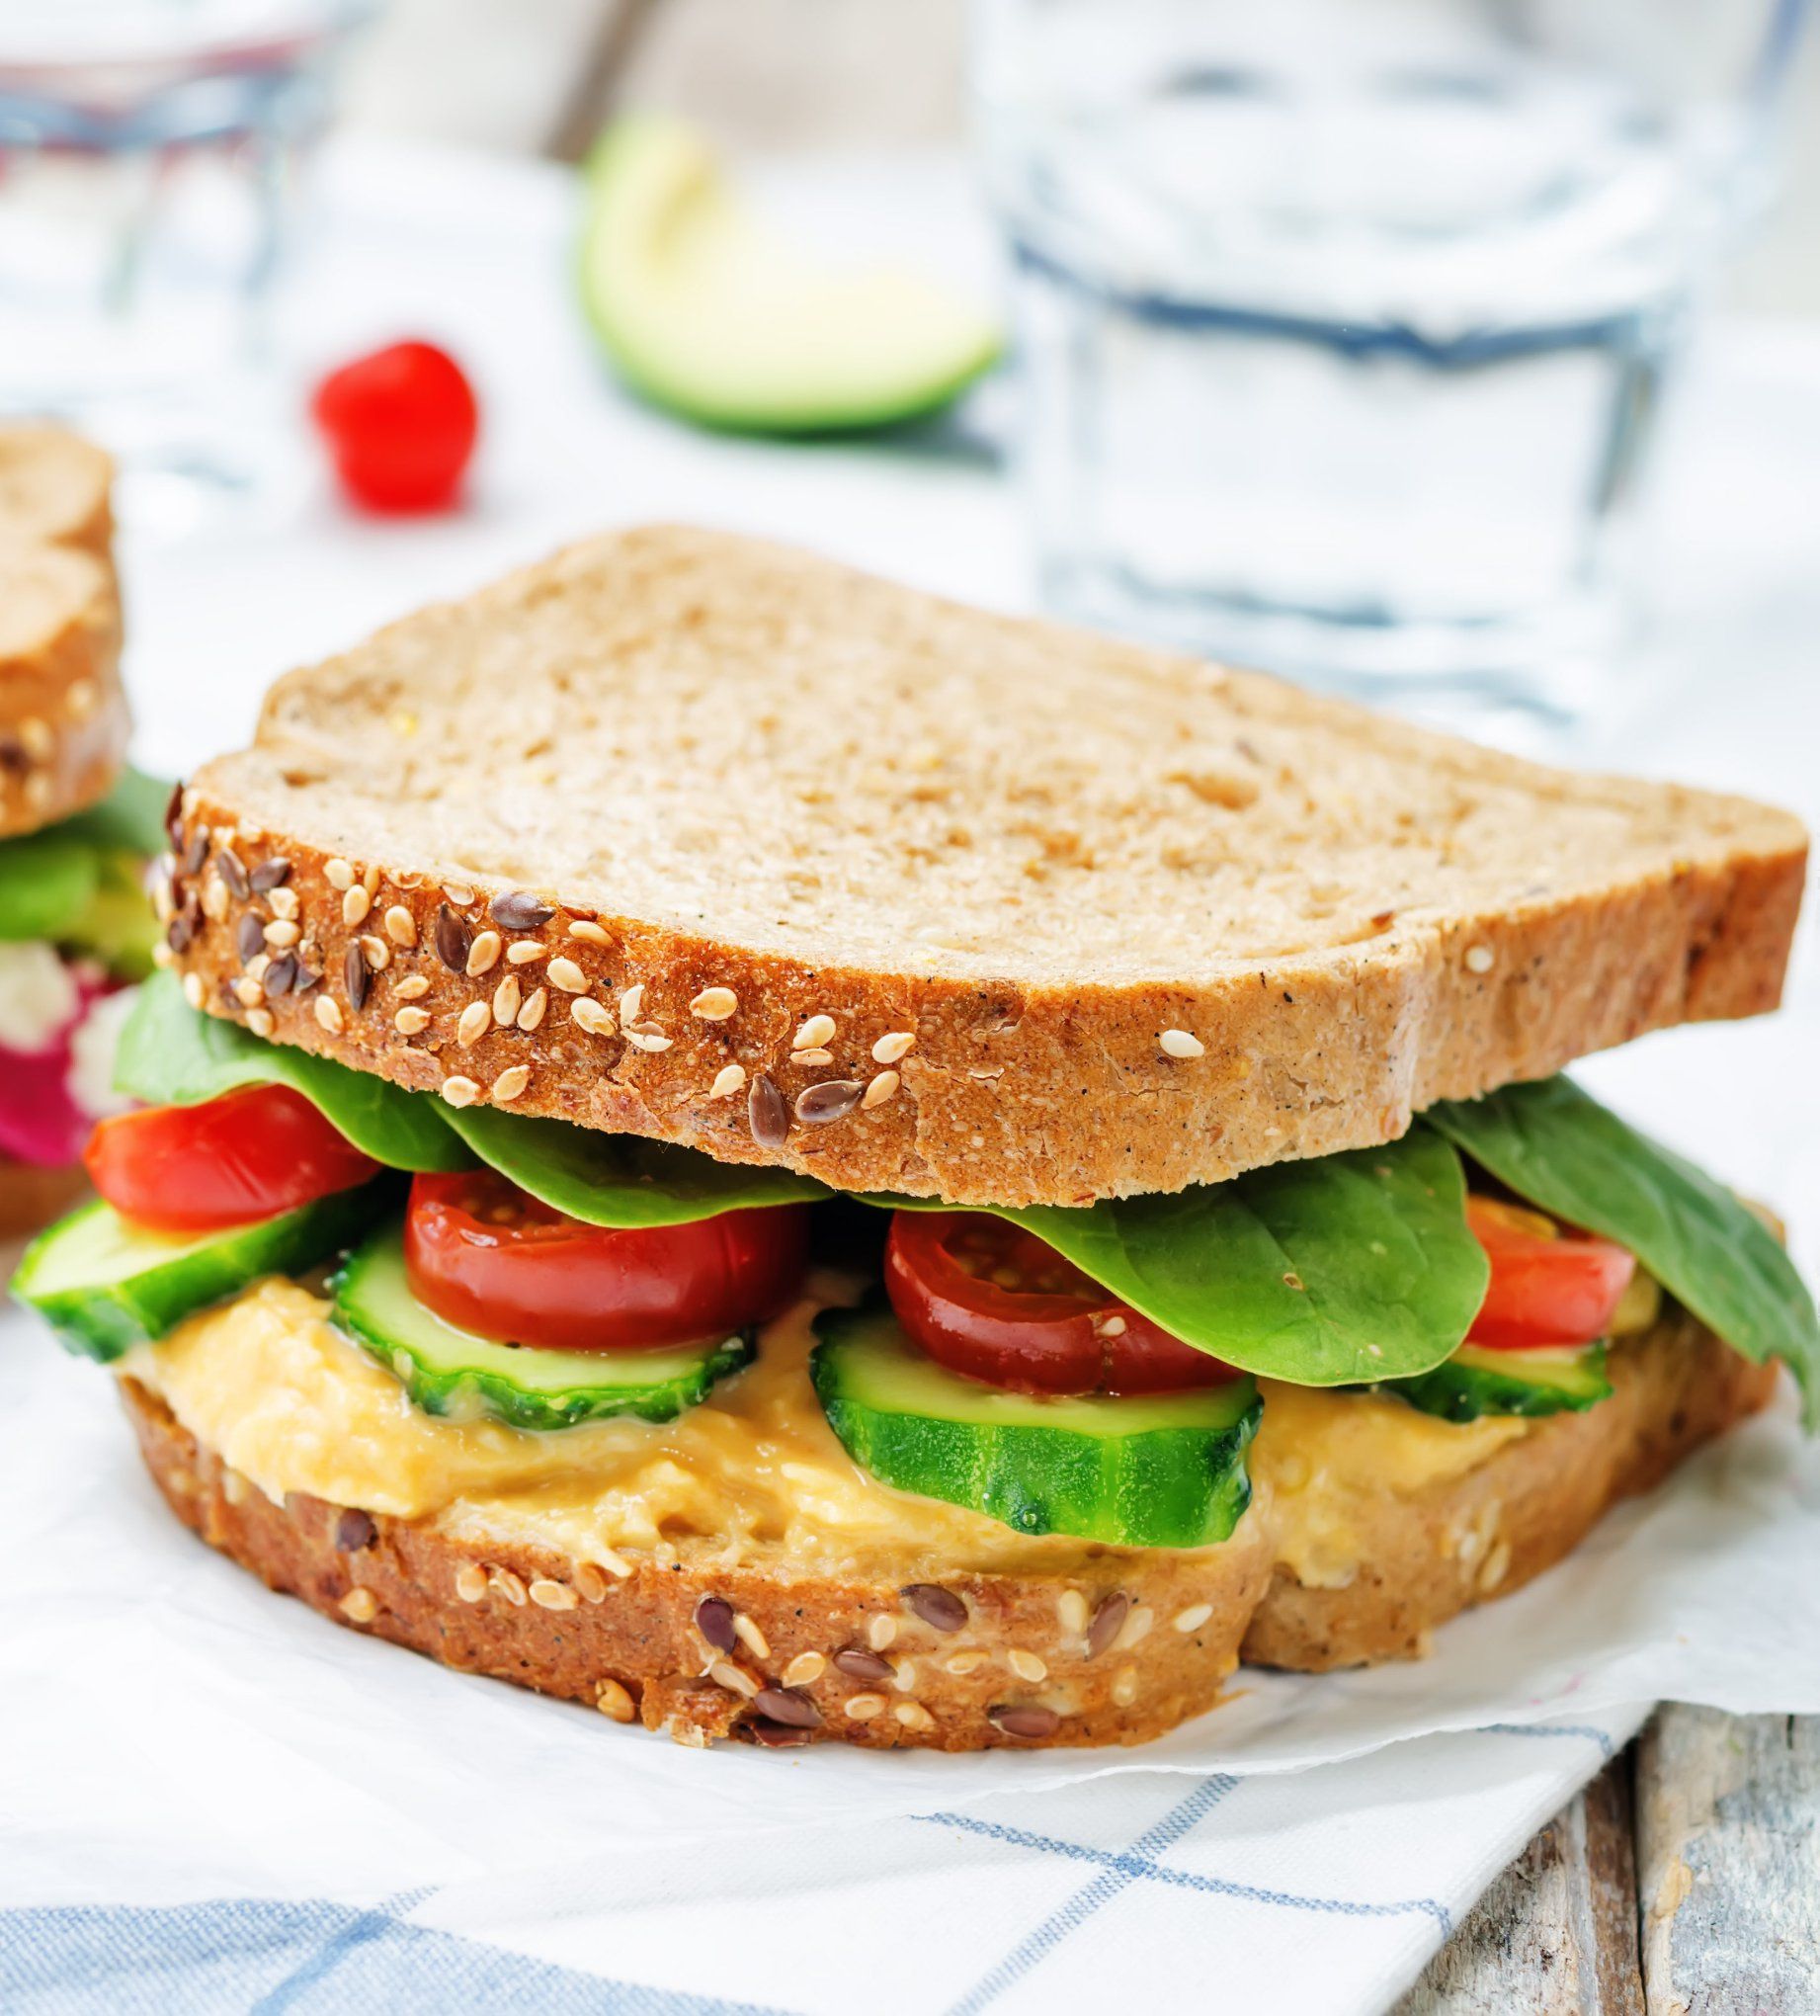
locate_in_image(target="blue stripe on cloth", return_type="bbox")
[924,1777,1451,2011]
[938,1776,1238,2016]
[0,1897,788,2016]
[1479,1722,1617,1761]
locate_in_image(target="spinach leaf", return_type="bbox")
[1428,1076,1819,1426]
[117,973,468,1173]
[57,768,173,858]
[0,770,172,945]
[872,1129,1488,1386]
[0,832,100,941]
[440,1104,831,1227]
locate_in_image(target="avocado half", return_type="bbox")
[577,116,1002,436]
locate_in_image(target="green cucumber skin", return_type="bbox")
[810,1310,1262,1550]
[13,1184,385,1363]
[1389,1341,1613,1423]
[339,1318,754,1433]
[328,1226,755,1432]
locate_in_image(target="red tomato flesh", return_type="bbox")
[310,339,479,513]
[403,1170,809,1353]
[884,1211,1237,1396]
[1466,1196,1635,1349]
[84,1085,380,1233]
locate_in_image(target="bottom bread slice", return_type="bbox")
[119,1309,1777,1751]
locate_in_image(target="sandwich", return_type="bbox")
[14,526,1816,1750]
[0,425,164,1236]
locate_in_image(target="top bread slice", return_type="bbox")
[0,425,125,839]
[159,525,1806,1207]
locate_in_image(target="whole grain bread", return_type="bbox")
[120,1308,1776,1751]
[0,423,114,558]
[160,526,1806,1207]
[0,426,125,839]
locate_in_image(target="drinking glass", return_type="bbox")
[0,0,377,520]
[972,0,1810,725]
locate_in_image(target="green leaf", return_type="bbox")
[116,972,469,1173]
[62,850,160,979]
[57,768,173,858]
[0,832,100,941]
[0,770,171,952]
[440,1103,832,1227]
[1428,1076,1820,1428]
[869,1129,1488,1386]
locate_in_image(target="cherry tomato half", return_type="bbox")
[884,1211,1235,1396]
[84,1085,380,1233]
[403,1170,809,1353]
[310,340,479,513]
[1466,1196,1636,1349]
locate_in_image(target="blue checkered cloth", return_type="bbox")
[0,1708,1640,2015]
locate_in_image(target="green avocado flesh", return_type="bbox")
[811,1304,1261,1549]
[12,1184,383,1362]
[1387,1341,1613,1422]
[578,115,1001,434]
[329,1222,753,1432]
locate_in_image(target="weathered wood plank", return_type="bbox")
[1400,1759,1643,2014]
[1635,1707,1820,2014]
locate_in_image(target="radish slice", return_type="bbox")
[0,959,129,1168]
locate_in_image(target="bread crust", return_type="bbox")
[0,427,125,839]
[1242,1308,1779,1669]
[155,527,1806,1207]
[119,1309,1776,1749]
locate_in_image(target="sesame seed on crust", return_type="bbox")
[571,997,614,1037]
[690,986,738,1021]
[792,1013,836,1051]
[491,1064,531,1103]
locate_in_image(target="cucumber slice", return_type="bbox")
[578,116,1000,435]
[810,1306,1261,1549]
[329,1223,753,1432]
[1388,1340,1612,1422]
[12,1183,384,1363]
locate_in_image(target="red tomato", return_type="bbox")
[1466,1197,1635,1349]
[84,1085,380,1233]
[884,1211,1236,1396]
[403,1170,809,1353]
[310,340,479,512]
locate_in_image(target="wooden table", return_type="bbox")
[1401,1708,1820,2010]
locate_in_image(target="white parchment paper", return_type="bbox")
[4,1258,1818,1911]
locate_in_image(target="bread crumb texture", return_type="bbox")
[162,526,1807,1205]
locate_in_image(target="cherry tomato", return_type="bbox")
[1466,1196,1636,1349]
[884,1211,1236,1396]
[403,1170,809,1353]
[84,1085,380,1233]
[310,340,479,512]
